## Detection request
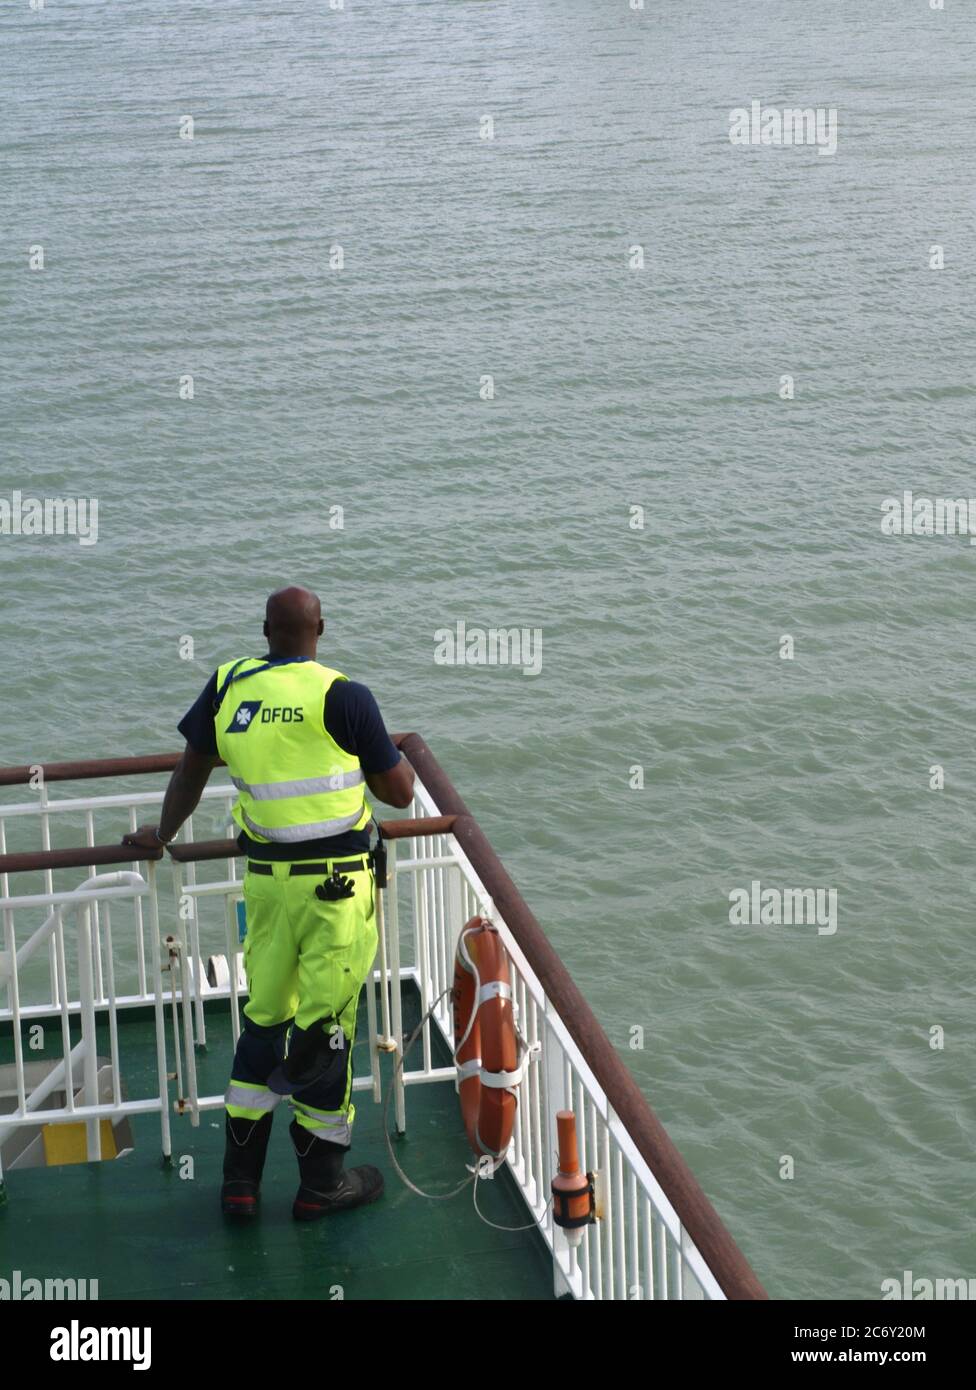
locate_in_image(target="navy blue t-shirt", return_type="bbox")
[178,656,401,861]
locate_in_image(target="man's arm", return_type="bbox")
[325,679,415,809]
[122,744,220,851]
[364,754,415,809]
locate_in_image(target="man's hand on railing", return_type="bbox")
[122,825,171,853]
[122,746,218,854]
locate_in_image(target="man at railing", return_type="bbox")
[123,585,414,1221]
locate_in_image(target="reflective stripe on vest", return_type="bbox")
[214,657,371,845]
[240,806,366,842]
[229,768,365,801]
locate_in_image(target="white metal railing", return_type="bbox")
[0,866,170,1166]
[0,769,724,1300]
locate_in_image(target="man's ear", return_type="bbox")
[317,619,324,636]
[263,620,269,637]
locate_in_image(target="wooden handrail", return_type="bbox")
[378,814,456,841]
[0,753,185,787]
[0,844,165,874]
[0,817,457,874]
[0,739,411,787]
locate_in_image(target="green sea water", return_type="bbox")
[3,0,976,1299]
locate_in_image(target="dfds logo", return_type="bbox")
[227,701,262,732]
[226,701,304,732]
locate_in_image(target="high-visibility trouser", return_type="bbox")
[224,857,378,1147]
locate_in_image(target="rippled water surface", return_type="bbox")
[3,0,975,1299]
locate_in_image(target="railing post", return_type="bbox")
[129,807,148,999]
[145,861,172,1161]
[411,826,433,1075]
[182,815,207,1049]
[374,880,394,1052]
[3,905,27,1121]
[385,839,405,1133]
[364,931,382,1104]
[177,933,200,1124]
[164,858,200,1126]
[225,893,243,1051]
[541,1007,574,1299]
[76,901,102,1161]
[38,779,59,1009]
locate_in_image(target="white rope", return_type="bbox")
[382,985,473,1200]
[473,1164,551,1232]
[381,923,546,1232]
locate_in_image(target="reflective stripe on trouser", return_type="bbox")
[290,1098,353,1147]
[231,858,377,1146]
[224,1015,290,1121]
[225,1080,283,1123]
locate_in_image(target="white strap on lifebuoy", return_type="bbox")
[454,920,539,1095]
[480,1064,528,1089]
[455,1039,540,1092]
[479,979,511,1004]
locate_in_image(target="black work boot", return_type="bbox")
[289,1119,384,1221]
[221,1112,273,1219]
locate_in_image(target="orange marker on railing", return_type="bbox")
[551,1110,595,1247]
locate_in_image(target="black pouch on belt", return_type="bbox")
[370,830,388,889]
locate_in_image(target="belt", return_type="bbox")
[247,856,371,877]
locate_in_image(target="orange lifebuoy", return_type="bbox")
[452,918,519,1167]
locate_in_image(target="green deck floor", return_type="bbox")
[0,988,555,1300]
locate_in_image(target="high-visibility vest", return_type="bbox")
[213,656,370,844]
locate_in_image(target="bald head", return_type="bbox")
[263,586,323,657]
